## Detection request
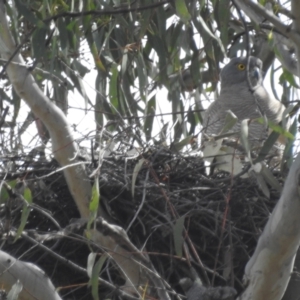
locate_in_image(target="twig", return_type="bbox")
[43,1,171,23]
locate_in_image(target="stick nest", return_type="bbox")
[0,145,283,299]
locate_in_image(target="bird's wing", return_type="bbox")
[254,86,286,123]
[202,100,225,136]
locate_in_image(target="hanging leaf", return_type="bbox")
[0,184,9,203]
[32,25,48,61]
[14,187,32,241]
[261,164,282,192]
[88,180,100,229]
[254,172,270,199]
[174,0,191,23]
[109,66,119,111]
[87,252,97,279]
[90,254,108,300]
[57,17,69,51]
[215,0,230,48]
[172,136,194,151]
[144,95,156,141]
[136,52,148,96]
[132,158,145,198]
[173,216,185,257]
[255,130,280,163]
[240,119,251,163]
[72,59,90,77]
[279,69,300,89]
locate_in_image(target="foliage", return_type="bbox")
[2,0,296,154]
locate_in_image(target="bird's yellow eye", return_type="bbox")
[238,64,245,70]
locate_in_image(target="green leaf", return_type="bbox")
[144,95,156,141]
[23,187,32,203]
[8,180,17,189]
[136,52,148,96]
[132,158,145,198]
[254,130,280,163]
[139,7,153,38]
[89,180,100,214]
[72,59,90,77]
[173,216,185,257]
[12,89,21,125]
[279,69,300,89]
[282,118,297,170]
[121,75,141,124]
[57,17,69,51]
[70,72,89,109]
[32,26,48,60]
[216,0,230,48]
[156,4,167,37]
[14,187,32,241]
[95,72,107,127]
[174,0,191,22]
[256,118,294,140]
[261,164,282,192]
[254,172,270,198]
[172,136,194,151]
[90,254,108,300]
[109,66,119,111]
[0,183,9,203]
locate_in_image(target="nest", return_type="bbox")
[0,146,282,299]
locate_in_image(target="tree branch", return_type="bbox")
[44,1,171,23]
[238,153,300,300]
[240,0,300,48]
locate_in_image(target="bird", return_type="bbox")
[202,56,286,148]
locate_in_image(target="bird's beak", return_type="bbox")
[251,66,261,81]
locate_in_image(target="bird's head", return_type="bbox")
[220,56,263,89]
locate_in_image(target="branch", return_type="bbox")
[238,153,300,300]
[44,1,171,23]
[241,0,300,47]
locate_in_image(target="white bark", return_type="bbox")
[234,2,300,299]
[238,153,300,300]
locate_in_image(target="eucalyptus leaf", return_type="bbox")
[173,216,185,257]
[132,158,145,198]
[240,119,251,163]
[175,0,191,23]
